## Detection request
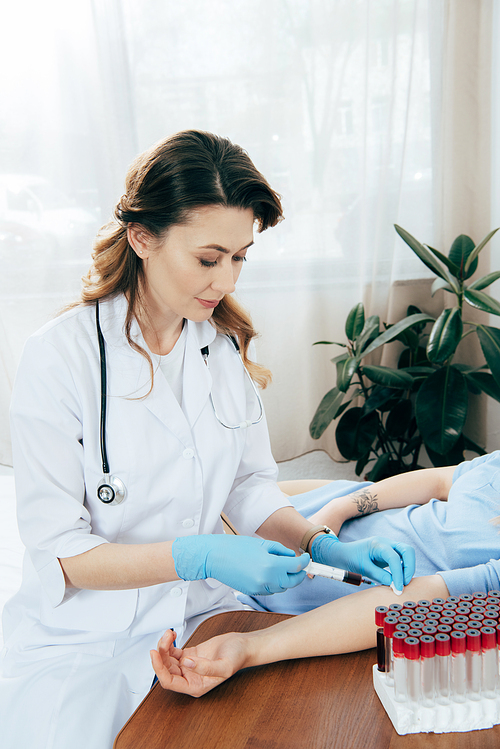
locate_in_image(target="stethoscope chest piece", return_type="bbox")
[97,475,127,505]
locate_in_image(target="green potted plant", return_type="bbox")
[309,225,500,480]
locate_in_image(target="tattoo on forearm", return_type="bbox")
[351,489,379,516]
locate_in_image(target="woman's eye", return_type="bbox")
[233,255,247,263]
[199,258,217,268]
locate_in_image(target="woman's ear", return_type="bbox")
[127,223,152,259]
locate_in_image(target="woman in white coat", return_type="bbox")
[0,130,414,748]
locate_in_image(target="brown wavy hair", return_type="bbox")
[80,130,284,387]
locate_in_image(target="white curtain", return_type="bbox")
[0,0,494,466]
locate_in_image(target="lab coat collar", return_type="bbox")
[98,293,217,434]
[96,294,217,355]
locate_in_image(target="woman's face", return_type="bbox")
[130,205,255,324]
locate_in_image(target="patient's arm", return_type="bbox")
[302,466,455,534]
[151,573,449,697]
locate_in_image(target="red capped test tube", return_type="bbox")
[383,615,398,684]
[392,631,407,703]
[404,637,420,705]
[435,632,450,703]
[420,635,435,706]
[481,626,497,698]
[465,628,482,700]
[450,631,467,702]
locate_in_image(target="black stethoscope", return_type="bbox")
[95,299,264,505]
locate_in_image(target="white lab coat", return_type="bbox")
[0,293,291,749]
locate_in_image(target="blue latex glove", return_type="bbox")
[172,534,310,596]
[311,534,416,592]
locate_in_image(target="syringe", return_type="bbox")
[305,560,375,587]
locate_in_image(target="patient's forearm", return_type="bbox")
[309,466,456,533]
[241,574,450,668]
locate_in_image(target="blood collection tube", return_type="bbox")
[375,606,388,626]
[389,603,403,613]
[450,631,467,702]
[453,615,469,624]
[383,615,398,683]
[408,628,424,638]
[412,613,426,625]
[459,594,474,602]
[426,612,441,621]
[415,607,430,616]
[456,606,472,615]
[472,592,487,600]
[395,623,410,635]
[377,627,385,672]
[487,590,500,599]
[418,599,431,607]
[437,624,452,634]
[400,609,415,617]
[435,633,450,703]
[440,617,455,627]
[481,626,497,698]
[392,631,407,702]
[403,600,417,608]
[452,622,467,633]
[483,618,498,628]
[398,616,412,625]
[443,602,457,612]
[447,596,460,604]
[404,637,420,705]
[432,598,446,605]
[422,625,437,636]
[465,628,481,700]
[420,635,436,706]
[469,612,485,625]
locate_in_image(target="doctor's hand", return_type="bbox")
[311,534,415,592]
[172,534,310,596]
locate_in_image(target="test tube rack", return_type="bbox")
[373,593,500,735]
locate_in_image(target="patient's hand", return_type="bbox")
[150,629,248,698]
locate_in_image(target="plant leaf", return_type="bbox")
[448,235,477,279]
[463,289,500,317]
[330,352,349,365]
[362,364,414,389]
[425,243,461,277]
[463,435,487,456]
[426,435,466,467]
[385,399,413,437]
[355,315,380,353]
[361,313,434,359]
[477,325,500,387]
[366,453,391,481]
[335,407,379,461]
[345,303,365,341]
[361,386,397,416]
[313,340,346,346]
[394,225,452,283]
[426,307,463,364]
[309,387,345,439]
[431,277,454,296]
[336,356,358,392]
[464,228,500,275]
[468,270,500,291]
[415,366,468,454]
[465,371,500,404]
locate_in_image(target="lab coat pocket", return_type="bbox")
[39,588,138,633]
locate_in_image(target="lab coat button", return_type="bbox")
[183,448,195,459]
[182,518,195,528]
[170,586,183,597]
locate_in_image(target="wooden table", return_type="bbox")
[114,610,500,749]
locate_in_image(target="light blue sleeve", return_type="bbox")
[452,451,500,483]
[438,558,500,596]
